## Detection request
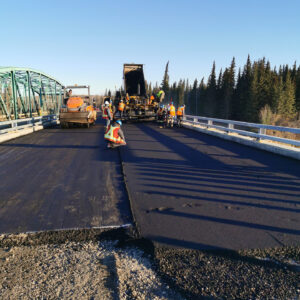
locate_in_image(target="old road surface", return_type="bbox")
[0,120,132,234]
[0,119,300,250]
[120,122,300,250]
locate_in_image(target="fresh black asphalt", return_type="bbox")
[0,120,300,250]
[120,122,300,250]
[0,121,131,234]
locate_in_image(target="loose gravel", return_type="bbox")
[0,230,299,299]
[0,232,182,300]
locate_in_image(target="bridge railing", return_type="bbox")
[183,115,300,147]
[0,115,58,135]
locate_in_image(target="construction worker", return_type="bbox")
[118,99,125,118]
[149,94,155,105]
[64,89,72,105]
[162,105,168,128]
[167,102,176,127]
[102,101,113,128]
[176,105,185,127]
[157,105,163,121]
[156,90,165,103]
[104,119,126,148]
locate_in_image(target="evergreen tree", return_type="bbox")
[277,71,296,118]
[198,77,206,115]
[205,61,217,116]
[178,80,185,107]
[219,57,235,119]
[161,61,170,93]
[190,79,198,115]
[295,66,300,117]
[274,75,284,114]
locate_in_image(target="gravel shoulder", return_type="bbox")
[0,229,182,300]
[0,229,299,299]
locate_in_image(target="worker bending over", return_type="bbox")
[167,102,176,127]
[102,101,113,128]
[104,120,126,148]
[176,105,185,127]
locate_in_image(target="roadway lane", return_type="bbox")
[120,122,300,250]
[0,121,132,234]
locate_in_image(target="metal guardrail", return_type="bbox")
[0,115,58,135]
[183,115,300,147]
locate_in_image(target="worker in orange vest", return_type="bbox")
[118,99,125,118]
[176,105,185,127]
[102,101,113,128]
[149,94,155,105]
[104,120,126,148]
[167,102,176,128]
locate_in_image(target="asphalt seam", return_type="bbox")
[118,146,141,239]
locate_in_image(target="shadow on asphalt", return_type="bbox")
[120,122,300,250]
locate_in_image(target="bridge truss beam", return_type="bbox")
[0,67,64,121]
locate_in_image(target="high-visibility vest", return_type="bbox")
[157,91,163,98]
[169,105,176,116]
[118,102,125,111]
[102,107,112,119]
[104,124,124,144]
[177,107,184,116]
[102,107,109,119]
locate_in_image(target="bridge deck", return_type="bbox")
[0,121,131,234]
[120,122,300,250]
[0,121,299,250]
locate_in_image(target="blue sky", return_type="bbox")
[1,0,300,94]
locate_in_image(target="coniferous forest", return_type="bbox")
[150,56,300,125]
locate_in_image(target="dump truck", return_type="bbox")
[121,64,157,120]
[60,85,97,128]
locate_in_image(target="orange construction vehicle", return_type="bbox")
[60,85,97,128]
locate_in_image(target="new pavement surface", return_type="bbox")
[0,121,132,234]
[120,122,300,250]
[1,120,300,250]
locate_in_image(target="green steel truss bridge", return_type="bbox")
[0,67,64,121]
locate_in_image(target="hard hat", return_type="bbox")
[116,120,122,126]
[120,100,123,102]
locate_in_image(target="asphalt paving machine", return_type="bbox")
[120,64,158,120]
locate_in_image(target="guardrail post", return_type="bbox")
[257,128,267,142]
[227,123,234,134]
[207,120,212,128]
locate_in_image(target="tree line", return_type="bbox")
[150,56,300,123]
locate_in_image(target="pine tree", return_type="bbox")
[190,79,198,115]
[295,66,300,117]
[178,80,185,107]
[219,57,235,119]
[274,75,284,114]
[205,61,217,117]
[198,77,206,115]
[161,61,170,93]
[277,71,296,118]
